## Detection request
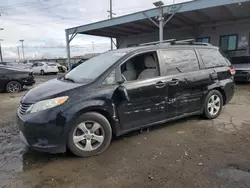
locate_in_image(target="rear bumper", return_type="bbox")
[234,74,250,82]
[44,68,59,73]
[224,81,235,104]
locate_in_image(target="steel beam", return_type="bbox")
[66,0,250,35]
[111,26,141,34]
[142,12,159,28]
[221,6,236,19]
[195,10,213,22]
[159,7,164,42]
[65,30,71,70]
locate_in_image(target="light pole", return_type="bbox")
[153,1,164,42]
[91,41,95,53]
[19,39,25,61]
[0,28,3,62]
[17,46,21,62]
[107,0,116,50]
[0,39,3,62]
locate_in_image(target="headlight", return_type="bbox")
[27,96,68,114]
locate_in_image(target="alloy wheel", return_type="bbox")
[207,94,221,116]
[7,81,21,93]
[72,121,105,151]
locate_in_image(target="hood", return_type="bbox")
[22,78,83,103]
[233,63,250,71]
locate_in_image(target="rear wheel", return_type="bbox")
[67,112,112,157]
[203,90,223,119]
[6,81,22,93]
[40,70,45,75]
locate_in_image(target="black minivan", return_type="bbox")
[17,40,235,157]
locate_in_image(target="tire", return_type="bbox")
[40,70,45,75]
[67,112,112,157]
[6,81,22,93]
[203,90,223,119]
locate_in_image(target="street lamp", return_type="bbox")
[153,1,164,42]
[0,39,3,62]
[153,1,164,7]
[19,39,25,61]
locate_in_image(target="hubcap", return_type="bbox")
[73,121,105,151]
[207,95,221,116]
[8,82,20,92]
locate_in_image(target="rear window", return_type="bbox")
[198,49,228,68]
[48,63,56,66]
[161,49,199,76]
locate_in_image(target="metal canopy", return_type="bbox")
[66,0,250,38]
[65,0,250,70]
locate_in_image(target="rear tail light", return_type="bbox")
[230,65,235,75]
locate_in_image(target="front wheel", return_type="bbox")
[203,90,223,119]
[40,70,45,75]
[67,112,112,157]
[6,81,22,93]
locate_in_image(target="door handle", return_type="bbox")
[155,81,166,88]
[169,79,179,86]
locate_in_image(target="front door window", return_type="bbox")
[121,52,159,82]
[115,51,167,131]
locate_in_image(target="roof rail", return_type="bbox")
[171,39,212,46]
[140,39,176,46]
[139,38,212,47]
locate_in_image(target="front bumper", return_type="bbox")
[21,76,36,86]
[224,81,235,105]
[17,110,67,154]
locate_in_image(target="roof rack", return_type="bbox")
[139,38,212,46]
[171,39,212,46]
[140,39,176,46]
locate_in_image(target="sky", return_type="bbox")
[0,0,190,61]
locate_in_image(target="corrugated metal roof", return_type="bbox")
[66,0,250,38]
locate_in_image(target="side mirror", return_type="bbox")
[117,74,126,85]
[117,85,130,101]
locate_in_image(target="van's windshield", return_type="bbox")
[64,50,127,83]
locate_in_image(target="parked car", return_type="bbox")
[32,62,59,75]
[71,59,85,69]
[0,66,35,93]
[0,62,7,66]
[56,63,67,73]
[232,63,250,82]
[17,40,235,157]
[6,62,32,71]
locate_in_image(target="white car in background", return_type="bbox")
[32,62,59,75]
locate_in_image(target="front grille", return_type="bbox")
[18,103,32,115]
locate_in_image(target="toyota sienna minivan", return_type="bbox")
[17,40,235,157]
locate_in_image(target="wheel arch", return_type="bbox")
[72,106,119,136]
[213,87,227,105]
[5,80,23,92]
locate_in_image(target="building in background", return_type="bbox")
[65,0,250,64]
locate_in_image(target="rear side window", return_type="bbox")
[198,49,228,68]
[161,49,199,76]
